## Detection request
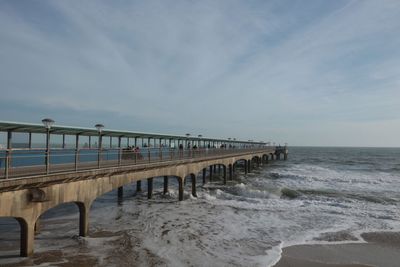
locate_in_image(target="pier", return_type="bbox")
[0,120,288,257]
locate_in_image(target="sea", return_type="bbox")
[1,146,400,266]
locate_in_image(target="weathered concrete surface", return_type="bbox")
[0,149,279,257]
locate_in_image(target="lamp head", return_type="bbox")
[95,123,105,133]
[42,118,55,129]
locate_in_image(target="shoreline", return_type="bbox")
[273,231,400,267]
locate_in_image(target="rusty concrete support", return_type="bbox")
[229,164,233,180]
[178,177,184,201]
[136,180,142,192]
[163,176,168,194]
[147,178,153,199]
[202,168,206,184]
[191,174,197,197]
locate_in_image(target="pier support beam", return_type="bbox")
[163,176,168,194]
[18,218,34,257]
[178,177,184,201]
[202,168,206,184]
[244,160,248,174]
[118,186,123,199]
[191,174,197,197]
[209,166,213,182]
[136,180,142,192]
[229,164,233,180]
[223,165,227,184]
[77,202,90,237]
[284,153,288,160]
[147,178,153,199]
[247,160,251,173]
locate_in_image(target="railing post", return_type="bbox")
[134,149,137,164]
[75,134,79,171]
[4,130,11,179]
[45,128,50,174]
[97,134,102,169]
[118,136,122,166]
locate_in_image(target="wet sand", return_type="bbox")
[274,232,400,267]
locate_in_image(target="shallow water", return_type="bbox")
[1,147,400,266]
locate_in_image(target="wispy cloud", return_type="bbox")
[0,0,399,146]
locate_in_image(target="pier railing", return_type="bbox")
[0,146,273,179]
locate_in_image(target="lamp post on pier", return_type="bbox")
[198,134,202,148]
[95,124,104,168]
[42,118,55,174]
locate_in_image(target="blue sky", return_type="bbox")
[0,0,399,146]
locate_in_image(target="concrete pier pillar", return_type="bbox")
[137,180,142,192]
[147,178,153,199]
[202,168,206,184]
[77,202,89,237]
[244,160,248,174]
[178,177,184,201]
[248,160,251,173]
[17,218,34,257]
[223,165,227,184]
[209,166,213,182]
[213,165,217,174]
[277,153,281,160]
[266,156,269,163]
[229,164,233,180]
[284,153,288,160]
[218,165,221,174]
[118,186,123,199]
[163,176,168,194]
[191,175,197,197]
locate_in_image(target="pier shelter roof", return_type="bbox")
[0,121,265,145]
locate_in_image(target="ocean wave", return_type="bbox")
[279,187,398,204]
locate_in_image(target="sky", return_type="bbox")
[0,0,399,147]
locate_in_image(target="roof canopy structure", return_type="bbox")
[0,121,266,145]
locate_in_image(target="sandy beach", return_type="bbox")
[274,232,400,267]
